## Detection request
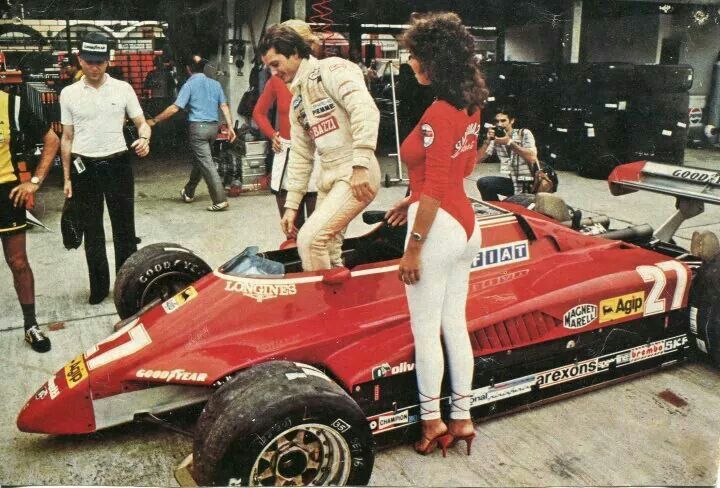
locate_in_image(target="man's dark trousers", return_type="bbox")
[72,153,137,296]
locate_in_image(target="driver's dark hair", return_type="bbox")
[258,25,311,59]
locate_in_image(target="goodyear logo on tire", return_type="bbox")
[599,292,645,323]
[64,355,88,389]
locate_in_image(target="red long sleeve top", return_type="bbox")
[401,100,481,239]
[252,75,292,139]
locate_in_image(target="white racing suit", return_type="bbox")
[286,56,381,270]
[270,137,320,193]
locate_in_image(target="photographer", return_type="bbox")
[476,107,537,201]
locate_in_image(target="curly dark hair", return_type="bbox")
[401,12,488,113]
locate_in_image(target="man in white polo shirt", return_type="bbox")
[60,32,151,305]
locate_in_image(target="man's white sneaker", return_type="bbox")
[207,201,229,211]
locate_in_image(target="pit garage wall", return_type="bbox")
[504,23,556,63]
[212,0,301,123]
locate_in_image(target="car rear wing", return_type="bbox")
[608,161,720,242]
[609,161,720,205]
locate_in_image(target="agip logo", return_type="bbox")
[599,292,645,323]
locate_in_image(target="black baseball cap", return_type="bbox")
[79,32,110,63]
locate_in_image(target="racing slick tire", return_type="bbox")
[193,361,375,486]
[114,242,212,319]
[688,253,720,365]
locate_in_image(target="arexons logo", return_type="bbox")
[537,358,603,388]
[563,304,597,329]
[371,361,415,380]
[599,292,644,323]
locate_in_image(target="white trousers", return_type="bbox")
[405,203,481,420]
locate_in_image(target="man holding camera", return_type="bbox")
[476,107,537,201]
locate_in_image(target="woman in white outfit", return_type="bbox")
[386,12,488,457]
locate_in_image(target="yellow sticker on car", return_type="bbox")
[599,292,645,323]
[64,355,88,389]
[162,286,198,314]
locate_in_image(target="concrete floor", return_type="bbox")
[1,146,720,485]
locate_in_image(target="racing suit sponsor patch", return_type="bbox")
[64,355,88,389]
[599,292,645,323]
[563,304,597,329]
[224,280,297,302]
[421,123,434,148]
[309,116,339,140]
[311,98,336,118]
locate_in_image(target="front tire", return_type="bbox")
[113,242,212,319]
[193,361,375,486]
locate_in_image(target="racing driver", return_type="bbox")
[258,25,381,271]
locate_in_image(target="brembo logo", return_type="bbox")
[224,280,297,302]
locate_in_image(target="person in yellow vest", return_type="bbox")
[0,88,60,352]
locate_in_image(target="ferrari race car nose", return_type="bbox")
[17,355,96,434]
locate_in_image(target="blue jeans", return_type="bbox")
[185,122,226,205]
[476,176,514,201]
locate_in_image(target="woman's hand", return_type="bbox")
[385,196,411,226]
[271,132,282,153]
[398,243,421,285]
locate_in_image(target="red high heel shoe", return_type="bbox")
[414,432,454,457]
[451,432,476,456]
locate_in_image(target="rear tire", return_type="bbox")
[113,243,211,319]
[688,254,720,365]
[193,361,375,486]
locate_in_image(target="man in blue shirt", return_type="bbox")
[149,55,236,211]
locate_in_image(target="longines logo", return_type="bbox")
[224,280,297,302]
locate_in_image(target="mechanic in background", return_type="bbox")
[385,12,486,456]
[253,19,321,229]
[1,88,60,352]
[60,32,151,305]
[476,106,537,200]
[258,26,381,271]
[148,54,236,211]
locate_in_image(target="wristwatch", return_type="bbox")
[30,176,41,185]
[411,231,425,242]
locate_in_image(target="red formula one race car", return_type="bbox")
[17,161,720,486]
